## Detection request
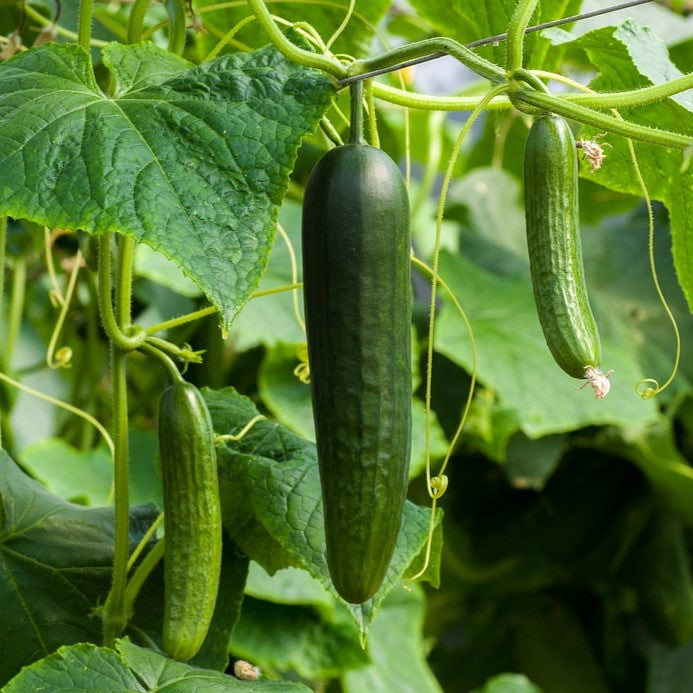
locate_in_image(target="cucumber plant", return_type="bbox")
[302,82,412,603]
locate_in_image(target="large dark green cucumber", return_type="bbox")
[158,381,222,660]
[302,141,412,604]
[524,114,603,382]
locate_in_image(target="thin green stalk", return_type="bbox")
[97,235,145,351]
[127,513,164,572]
[373,83,512,112]
[349,80,365,144]
[77,0,93,51]
[0,217,6,449]
[363,82,379,148]
[246,0,346,77]
[139,342,184,384]
[348,37,505,85]
[144,335,204,364]
[513,87,691,149]
[0,370,114,457]
[144,306,218,335]
[165,0,187,55]
[46,251,82,369]
[24,4,107,46]
[422,84,509,497]
[123,539,165,620]
[205,14,257,60]
[127,0,150,44]
[550,72,693,110]
[116,236,135,328]
[6,257,25,370]
[506,0,540,73]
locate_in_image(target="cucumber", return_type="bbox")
[524,114,608,397]
[302,86,412,603]
[158,381,222,660]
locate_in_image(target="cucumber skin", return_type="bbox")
[302,143,412,604]
[524,114,602,379]
[158,382,222,660]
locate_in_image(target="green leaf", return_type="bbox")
[18,431,163,510]
[245,562,336,613]
[230,200,306,351]
[473,673,543,693]
[3,639,309,691]
[194,0,391,60]
[18,438,112,505]
[546,20,693,311]
[0,451,157,686]
[0,42,332,329]
[504,433,566,491]
[135,244,202,298]
[648,639,693,693]
[342,584,443,693]
[229,596,367,680]
[205,386,442,632]
[405,0,583,68]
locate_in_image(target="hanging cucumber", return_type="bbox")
[158,380,222,659]
[524,113,610,398]
[302,82,412,604]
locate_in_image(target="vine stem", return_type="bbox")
[142,283,303,336]
[97,235,145,351]
[24,3,107,46]
[0,217,6,449]
[246,0,346,77]
[165,0,187,55]
[6,257,25,371]
[127,0,150,44]
[102,235,137,646]
[349,79,365,144]
[123,539,165,622]
[512,87,691,149]
[77,0,93,51]
[506,0,540,74]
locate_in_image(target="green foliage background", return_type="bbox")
[0,0,692,691]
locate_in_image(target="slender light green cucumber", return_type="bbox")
[524,114,608,396]
[158,381,221,659]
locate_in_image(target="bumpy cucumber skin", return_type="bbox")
[158,382,222,660]
[524,114,602,379]
[302,143,412,604]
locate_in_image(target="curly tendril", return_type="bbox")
[293,343,310,384]
[430,474,449,499]
[636,378,660,400]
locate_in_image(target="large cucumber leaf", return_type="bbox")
[3,639,308,691]
[0,451,157,685]
[205,386,442,634]
[0,42,332,330]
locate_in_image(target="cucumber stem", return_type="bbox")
[349,80,365,145]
